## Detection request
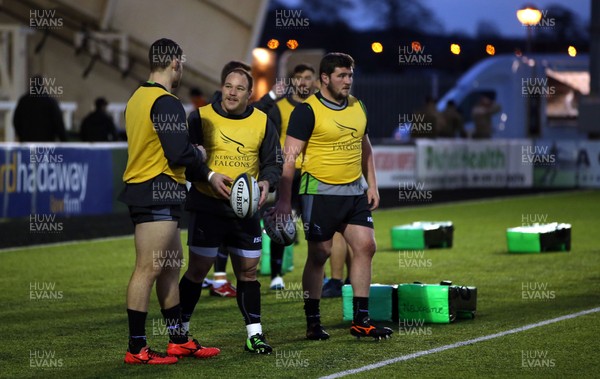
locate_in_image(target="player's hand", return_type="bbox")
[195,144,207,162]
[269,199,291,221]
[208,171,232,199]
[366,186,380,211]
[257,180,270,208]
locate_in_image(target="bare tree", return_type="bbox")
[270,0,442,32]
[535,4,589,42]
[367,0,444,33]
[270,0,354,25]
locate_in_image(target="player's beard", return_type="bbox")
[327,81,348,102]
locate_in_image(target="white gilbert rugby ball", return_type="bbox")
[264,208,296,246]
[230,173,260,218]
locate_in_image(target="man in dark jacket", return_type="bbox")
[13,75,67,142]
[80,97,118,142]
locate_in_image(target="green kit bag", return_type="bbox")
[506,223,571,253]
[398,283,453,323]
[391,221,454,250]
[398,281,477,323]
[342,284,397,322]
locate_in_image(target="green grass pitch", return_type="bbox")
[1,190,599,378]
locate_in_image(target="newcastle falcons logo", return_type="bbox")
[334,120,359,138]
[220,131,247,154]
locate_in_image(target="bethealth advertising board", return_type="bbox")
[0,144,113,218]
[415,139,533,190]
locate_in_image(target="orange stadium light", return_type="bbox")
[286,39,299,50]
[267,39,279,49]
[516,6,542,26]
[251,48,276,101]
[486,44,496,55]
[252,48,271,69]
[371,42,383,53]
[450,43,461,55]
[411,41,422,52]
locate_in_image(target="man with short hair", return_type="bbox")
[206,60,284,298]
[119,38,220,364]
[179,68,282,354]
[272,52,393,340]
[13,74,67,142]
[80,97,118,142]
[440,100,466,138]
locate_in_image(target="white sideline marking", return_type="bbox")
[320,306,600,379]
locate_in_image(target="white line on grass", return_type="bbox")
[320,306,600,379]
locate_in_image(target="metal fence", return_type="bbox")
[352,73,457,142]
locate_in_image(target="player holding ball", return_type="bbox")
[179,67,282,354]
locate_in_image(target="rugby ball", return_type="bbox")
[263,207,296,246]
[230,173,260,218]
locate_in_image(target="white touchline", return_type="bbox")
[320,306,600,379]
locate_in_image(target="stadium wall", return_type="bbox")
[0,141,598,248]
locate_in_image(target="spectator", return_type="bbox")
[440,100,467,138]
[13,75,67,142]
[472,96,501,139]
[80,97,118,142]
[411,95,443,139]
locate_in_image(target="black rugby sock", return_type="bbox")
[161,304,187,344]
[236,280,261,325]
[304,298,321,326]
[353,296,370,324]
[270,242,284,278]
[127,309,147,353]
[179,276,203,324]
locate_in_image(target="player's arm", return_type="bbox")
[152,95,207,175]
[267,104,282,137]
[257,118,283,207]
[277,136,305,208]
[359,102,379,211]
[253,92,276,114]
[185,109,211,182]
[361,134,379,211]
[272,103,313,216]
